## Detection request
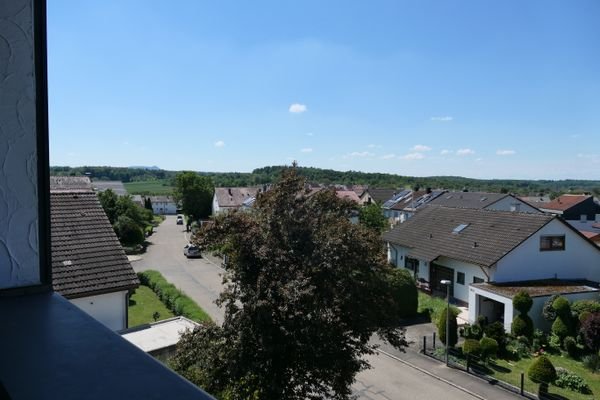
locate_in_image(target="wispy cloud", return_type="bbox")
[440,149,451,155]
[456,148,475,156]
[289,103,307,113]
[367,144,382,148]
[306,132,314,136]
[347,151,375,158]
[300,148,313,153]
[431,116,453,122]
[496,149,516,156]
[380,154,396,160]
[411,144,431,152]
[400,152,425,160]
[214,140,225,148]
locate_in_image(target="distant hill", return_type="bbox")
[128,165,161,170]
[49,165,600,198]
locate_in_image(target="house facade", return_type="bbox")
[149,195,178,215]
[383,205,600,331]
[538,194,600,221]
[213,187,260,214]
[50,177,140,331]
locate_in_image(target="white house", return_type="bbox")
[383,205,600,331]
[213,187,260,215]
[149,195,178,215]
[50,176,140,331]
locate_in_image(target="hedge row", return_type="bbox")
[137,270,211,323]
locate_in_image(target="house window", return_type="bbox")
[405,257,419,274]
[457,272,465,285]
[473,277,484,284]
[540,235,565,251]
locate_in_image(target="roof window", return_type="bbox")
[452,223,469,234]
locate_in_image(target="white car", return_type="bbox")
[183,244,202,258]
[176,215,184,225]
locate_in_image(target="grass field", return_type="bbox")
[128,285,175,327]
[418,291,460,322]
[124,179,174,195]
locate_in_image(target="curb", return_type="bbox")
[376,348,487,400]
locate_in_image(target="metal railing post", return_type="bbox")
[433,331,436,349]
[520,372,524,396]
[423,336,427,354]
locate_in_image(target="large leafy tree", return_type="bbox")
[358,203,387,232]
[171,166,409,400]
[173,172,214,219]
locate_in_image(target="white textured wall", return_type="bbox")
[487,196,540,214]
[70,291,128,331]
[0,0,41,289]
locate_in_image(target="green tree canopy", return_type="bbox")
[172,166,408,400]
[359,203,387,232]
[173,172,214,219]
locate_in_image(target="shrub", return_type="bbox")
[542,294,559,322]
[579,311,592,324]
[137,270,211,323]
[483,321,507,350]
[582,353,600,373]
[571,300,600,316]
[388,268,418,318]
[563,336,578,358]
[554,368,592,394]
[512,315,534,339]
[462,339,481,356]
[114,215,145,246]
[549,334,562,350]
[437,307,458,347]
[553,296,571,318]
[580,312,600,352]
[506,339,530,360]
[513,291,533,314]
[528,355,557,383]
[479,337,499,361]
[552,316,574,342]
[462,323,483,340]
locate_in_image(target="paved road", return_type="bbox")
[132,216,519,400]
[132,215,225,324]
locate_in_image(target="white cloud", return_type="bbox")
[381,154,396,160]
[289,103,307,113]
[347,151,375,158]
[400,152,425,160]
[300,148,313,153]
[214,140,225,148]
[496,149,516,156]
[411,144,431,152]
[440,149,451,155]
[475,158,483,162]
[367,144,382,148]
[306,132,314,136]
[431,116,453,122]
[456,148,475,156]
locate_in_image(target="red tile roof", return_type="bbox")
[541,194,591,212]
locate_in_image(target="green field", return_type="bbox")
[124,179,174,195]
[128,285,175,327]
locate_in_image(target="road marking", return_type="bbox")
[375,348,487,400]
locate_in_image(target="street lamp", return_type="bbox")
[440,279,452,367]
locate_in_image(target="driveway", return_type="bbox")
[131,215,225,324]
[131,216,519,400]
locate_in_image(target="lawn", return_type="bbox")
[486,353,600,400]
[128,285,175,327]
[124,179,174,195]
[418,291,460,322]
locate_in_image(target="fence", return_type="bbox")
[420,334,566,400]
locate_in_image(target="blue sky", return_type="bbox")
[48,1,600,179]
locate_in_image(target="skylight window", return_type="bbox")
[452,223,469,234]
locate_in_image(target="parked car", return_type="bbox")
[176,215,184,225]
[183,244,202,258]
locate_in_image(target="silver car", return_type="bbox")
[183,244,202,258]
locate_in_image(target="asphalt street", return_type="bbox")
[132,215,518,400]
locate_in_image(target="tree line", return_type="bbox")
[50,165,600,197]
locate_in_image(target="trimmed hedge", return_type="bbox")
[512,315,533,339]
[528,355,557,384]
[437,307,458,347]
[513,291,533,314]
[137,270,211,323]
[479,337,498,361]
[462,339,481,356]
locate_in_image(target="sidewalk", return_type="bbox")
[372,337,522,400]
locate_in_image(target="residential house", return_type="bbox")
[388,189,446,224]
[383,205,600,331]
[335,190,361,203]
[149,195,178,215]
[213,187,260,214]
[50,176,139,331]
[537,194,600,221]
[92,180,128,196]
[429,191,541,213]
[567,217,600,247]
[359,188,400,205]
[381,190,411,219]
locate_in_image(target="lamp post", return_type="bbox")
[440,279,452,367]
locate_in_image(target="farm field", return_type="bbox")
[124,180,174,195]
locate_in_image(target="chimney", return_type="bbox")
[228,188,232,196]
